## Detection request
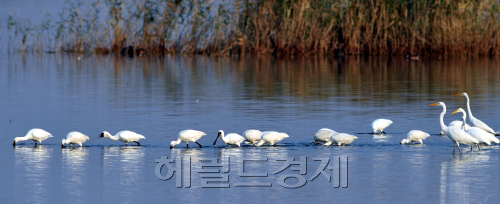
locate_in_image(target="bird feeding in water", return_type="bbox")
[92,130,146,146]
[62,131,90,148]
[371,119,393,134]
[324,133,358,146]
[254,131,289,146]
[242,129,263,145]
[213,130,246,147]
[401,130,430,145]
[170,129,206,149]
[13,128,53,146]
[313,128,338,144]
[430,102,479,154]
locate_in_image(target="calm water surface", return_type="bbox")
[1,54,500,203]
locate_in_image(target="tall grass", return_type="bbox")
[6,0,500,56]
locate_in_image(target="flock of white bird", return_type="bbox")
[11,92,498,154]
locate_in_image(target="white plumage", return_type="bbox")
[314,128,338,144]
[324,133,358,146]
[401,130,430,145]
[99,130,146,146]
[13,128,53,146]
[457,92,496,134]
[255,131,289,146]
[62,131,90,147]
[430,102,479,154]
[214,130,246,147]
[371,119,393,134]
[170,129,206,148]
[453,108,496,145]
[242,129,263,144]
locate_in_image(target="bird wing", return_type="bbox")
[314,128,336,141]
[448,126,478,144]
[471,117,495,134]
[228,134,246,144]
[467,128,492,145]
[243,130,262,142]
[32,129,52,140]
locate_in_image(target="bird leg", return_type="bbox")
[457,143,462,155]
[453,144,456,154]
[135,141,140,146]
[412,141,414,144]
[476,144,480,151]
[186,143,189,148]
[195,142,202,148]
[125,142,128,146]
[382,131,386,134]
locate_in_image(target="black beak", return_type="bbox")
[213,132,221,146]
[13,141,16,146]
[170,145,173,149]
[89,133,103,143]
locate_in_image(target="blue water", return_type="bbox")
[1,54,500,203]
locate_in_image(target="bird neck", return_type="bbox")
[465,94,474,120]
[461,113,467,131]
[220,132,228,143]
[106,133,120,141]
[173,138,182,145]
[15,136,30,142]
[439,105,447,131]
[255,140,264,146]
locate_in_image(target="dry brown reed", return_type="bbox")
[6,0,500,56]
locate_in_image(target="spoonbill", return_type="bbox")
[213,130,246,147]
[452,108,496,145]
[13,128,53,146]
[62,131,90,147]
[430,102,479,154]
[314,128,338,144]
[401,130,430,145]
[96,130,146,146]
[371,119,393,134]
[324,133,358,146]
[242,129,263,144]
[456,93,496,134]
[255,131,289,146]
[170,129,206,149]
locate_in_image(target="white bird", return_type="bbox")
[213,130,246,147]
[62,131,90,147]
[401,130,430,145]
[371,119,393,134]
[170,129,206,149]
[430,102,479,154]
[242,129,263,144]
[440,120,472,135]
[13,128,53,146]
[314,128,338,144]
[324,133,358,146]
[453,108,496,145]
[98,130,146,146]
[255,131,289,146]
[457,93,496,134]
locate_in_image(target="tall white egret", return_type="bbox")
[97,130,146,146]
[255,131,289,146]
[456,93,496,134]
[371,119,393,134]
[452,108,497,145]
[242,129,263,144]
[213,130,246,147]
[62,131,90,147]
[314,128,338,144]
[13,128,53,146]
[324,133,358,146]
[401,130,430,145]
[170,129,206,149]
[430,102,479,154]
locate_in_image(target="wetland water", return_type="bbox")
[1,54,500,203]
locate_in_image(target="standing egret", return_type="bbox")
[401,130,430,145]
[255,131,289,146]
[213,130,246,147]
[97,130,146,146]
[371,119,393,134]
[314,128,338,144]
[13,128,53,146]
[170,129,206,149]
[430,102,479,154]
[242,129,263,144]
[452,108,497,145]
[456,93,496,134]
[62,131,90,147]
[324,133,358,146]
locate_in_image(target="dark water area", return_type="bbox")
[1,54,500,203]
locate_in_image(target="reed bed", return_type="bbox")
[6,0,500,56]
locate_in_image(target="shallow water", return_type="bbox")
[1,54,500,203]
